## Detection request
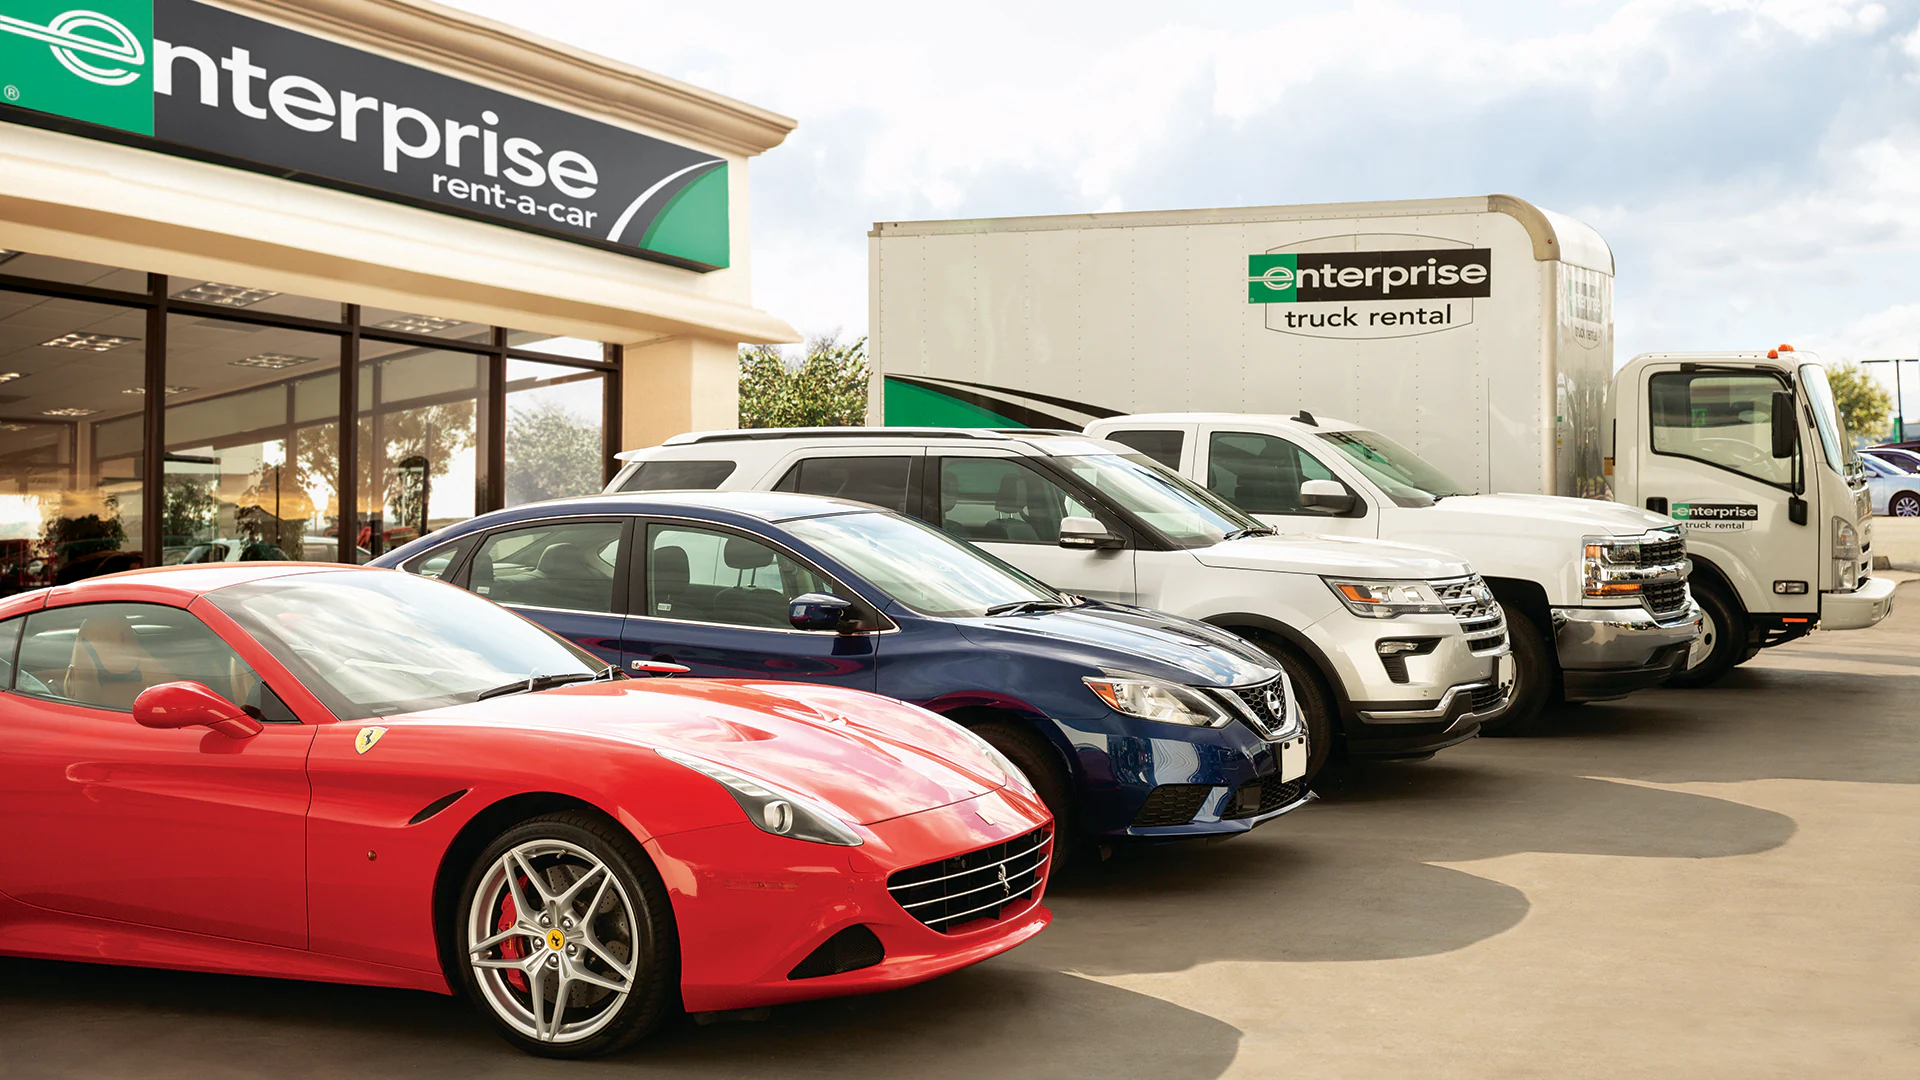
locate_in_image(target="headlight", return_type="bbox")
[1323,578,1448,618]
[1833,517,1860,592]
[1083,673,1231,727]
[656,748,863,846]
[950,722,1036,795]
[1582,535,1660,598]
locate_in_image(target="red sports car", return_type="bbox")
[0,564,1052,1058]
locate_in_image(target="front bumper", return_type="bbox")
[1552,600,1703,701]
[650,785,1052,1014]
[1820,575,1896,631]
[1326,612,1509,759]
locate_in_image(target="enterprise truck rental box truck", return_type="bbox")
[869,194,1615,501]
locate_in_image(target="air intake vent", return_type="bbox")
[788,924,885,979]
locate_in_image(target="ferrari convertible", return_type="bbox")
[0,564,1052,1058]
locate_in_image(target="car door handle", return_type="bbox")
[631,659,690,676]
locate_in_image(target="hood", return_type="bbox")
[1192,532,1472,579]
[1424,493,1674,537]
[395,680,997,825]
[952,604,1278,687]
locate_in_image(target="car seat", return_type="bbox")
[714,537,787,626]
[650,544,691,617]
[982,474,1040,542]
[67,616,163,710]
[532,543,609,611]
[468,549,497,598]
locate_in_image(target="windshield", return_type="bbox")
[1317,429,1474,506]
[1055,453,1263,548]
[1800,364,1863,480]
[208,571,601,720]
[784,511,1064,618]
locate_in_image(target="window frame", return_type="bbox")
[771,453,925,514]
[1205,429,1353,518]
[1646,368,1799,492]
[628,515,895,635]
[451,515,633,618]
[616,458,740,493]
[925,452,1126,548]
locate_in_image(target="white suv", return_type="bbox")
[609,428,1513,781]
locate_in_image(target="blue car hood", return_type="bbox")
[949,603,1278,688]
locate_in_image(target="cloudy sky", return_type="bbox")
[448,0,1920,387]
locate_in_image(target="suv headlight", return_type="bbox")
[1833,517,1860,592]
[1324,578,1448,618]
[1084,673,1231,727]
[657,748,863,846]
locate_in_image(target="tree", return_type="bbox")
[506,398,603,504]
[161,475,216,542]
[739,333,870,428]
[1826,362,1893,442]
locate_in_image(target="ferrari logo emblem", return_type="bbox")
[546,929,567,951]
[996,862,1011,897]
[354,727,388,755]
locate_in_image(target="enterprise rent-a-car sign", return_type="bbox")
[0,0,730,269]
[1247,236,1492,340]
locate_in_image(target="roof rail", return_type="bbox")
[990,428,1086,437]
[657,427,1014,447]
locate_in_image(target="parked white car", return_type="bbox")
[1863,446,1920,476]
[609,427,1513,783]
[1864,455,1920,517]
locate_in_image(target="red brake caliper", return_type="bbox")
[498,884,529,993]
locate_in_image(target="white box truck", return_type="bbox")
[869,194,1890,718]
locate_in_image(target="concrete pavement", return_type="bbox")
[4,582,1918,1078]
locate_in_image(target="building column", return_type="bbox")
[619,336,739,452]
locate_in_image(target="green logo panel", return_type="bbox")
[0,0,154,135]
[1247,253,1297,303]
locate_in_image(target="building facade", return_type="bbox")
[0,0,795,592]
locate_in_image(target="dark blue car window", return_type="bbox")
[646,525,830,629]
[472,520,622,613]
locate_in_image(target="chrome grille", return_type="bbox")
[1218,677,1290,740]
[887,827,1050,933]
[1642,580,1688,615]
[1431,575,1508,652]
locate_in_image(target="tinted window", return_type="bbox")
[1649,371,1794,487]
[773,456,913,512]
[15,603,260,713]
[619,460,736,492]
[786,511,1063,618]
[1105,429,1185,469]
[1207,431,1337,515]
[402,537,471,580]
[470,520,622,613]
[938,457,1097,544]
[646,525,832,629]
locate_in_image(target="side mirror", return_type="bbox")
[1300,478,1357,514]
[789,592,856,632]
[134,681,261,739]
[1771,391,1797,459]
[1059,516,1124,550]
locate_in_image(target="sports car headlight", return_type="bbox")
[656,748,863,846]
[949,722,1036,795]
[1084,673,1232,727]
[1324,578,1449,618]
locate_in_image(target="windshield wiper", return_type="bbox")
[1221,527,1275,541]
[984,599,1072,616]
[475,671,601,701]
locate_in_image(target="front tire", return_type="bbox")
[1479,604,1554,736]
[1667,578,1747,688]
[455,812,678,1059]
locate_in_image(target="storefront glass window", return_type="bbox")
[505,357,606,505]
[163,317,343,565]
[362,306,492,344]
[358,345,488,557]
[505,331,605,362]
[165,276,344,322]
[0,290,146,593]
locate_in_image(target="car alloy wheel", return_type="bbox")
[467,838,640,1046]
[1893,493,1920,517]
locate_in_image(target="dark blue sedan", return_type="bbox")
[375,491,1309,862]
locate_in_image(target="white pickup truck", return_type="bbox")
[1085,413,1702,731]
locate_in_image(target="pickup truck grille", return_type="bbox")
[1643,579,1688,615]
[1633,536,1686,566]
[887,827,1050,933]
[1432,575,1507,652]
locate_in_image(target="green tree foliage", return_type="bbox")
[507,398,604,504]
[161,475,216,542]
[739,333,870,428]
[1827,362,1894,441]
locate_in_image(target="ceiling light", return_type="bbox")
[0,373,20,383]
[41,332,138,351]
[123,385,196,396]
[41,407,99,417]
[374,313,464,334]
[171,282,280,307]
[232,353,318,370]
[0,423,28,432]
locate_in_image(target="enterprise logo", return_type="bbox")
[0,8,144,86]
[1248,248,1492,304]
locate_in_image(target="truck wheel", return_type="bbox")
[1668,578,1747,687]
[967,719,1085,874]
[1263,643,1336,786]
[1479,604,1554,736]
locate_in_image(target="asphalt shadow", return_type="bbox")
[0,956,1240,1080]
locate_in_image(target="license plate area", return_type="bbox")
[1277,737,1307,781]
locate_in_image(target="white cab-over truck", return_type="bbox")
[869,193,1889,710]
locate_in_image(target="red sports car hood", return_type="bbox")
[395,679,1002,825]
